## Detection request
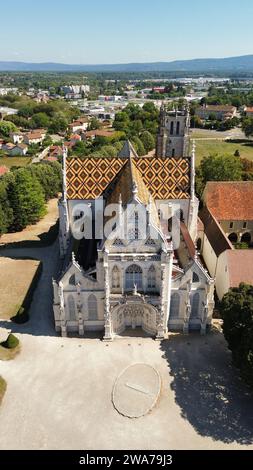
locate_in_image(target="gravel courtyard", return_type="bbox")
[0,241,253,450]
[0,331,253,450]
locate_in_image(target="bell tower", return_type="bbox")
[156,106,190,158]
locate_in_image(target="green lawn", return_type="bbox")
[0,156,31,168]
[194,140,253,166]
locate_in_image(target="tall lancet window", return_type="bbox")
[88,294,98,321]
[148,265,156,289]
[125,264,143,290]
[68,295,76,321]
[112,266,120,289]
[169,293,180,320]
[190,293,200,319]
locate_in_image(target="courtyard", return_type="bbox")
[0,240,253,450]
[0,327,253,449]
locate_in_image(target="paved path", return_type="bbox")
[0,240,60,338]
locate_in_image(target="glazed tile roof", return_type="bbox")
[66,153,191,200]
[203,181,253,221]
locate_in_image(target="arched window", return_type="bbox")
[125,264,142,290]
[190,293,200,319]
[68,295,76,321]
[112,266,120,288]
[88,294,98,321]
[148,265,156,289]
[69,274,76,286]
[192,272,199,283]
[170,121,174,135]
[228,233,238,244]
[241,232,251,244]
[196,238,202,251]
[169,293,180,319]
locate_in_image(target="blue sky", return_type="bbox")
[1,0,253,63]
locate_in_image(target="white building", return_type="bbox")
[53,109,214,340]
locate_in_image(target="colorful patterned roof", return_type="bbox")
[66,157,126,199]
[66,155,191,200]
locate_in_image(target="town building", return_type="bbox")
[9,143,28,156]
[23,129,46,145]
[53,108,214,339]
[68,117,89,133]
[10,131,24,144]
[195,105,237,121]
[245,107,253,117]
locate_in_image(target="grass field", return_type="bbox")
[0,258,41,319]
[194,139,253,166]
[0,156,31,168]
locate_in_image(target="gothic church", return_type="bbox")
[53,107,214,339]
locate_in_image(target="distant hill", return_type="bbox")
[1,55,253,73]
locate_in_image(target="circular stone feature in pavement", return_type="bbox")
[112,363,161,418]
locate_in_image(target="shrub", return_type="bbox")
[1,333,19,349]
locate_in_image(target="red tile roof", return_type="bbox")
[85,129,116,138]
[0,166,9,176]
[203,181,253,221]
[227,250,253,288]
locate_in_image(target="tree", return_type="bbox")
[242,117,253,138]
[140,130,155,153]
[7,168,46,230]
[27,162,62,200]
[88,117,102,130]
[220,283,253,387]
[132,136,145,156]
[0,121,17,138]
[0,172,14,234]
[199,154,242,186]
[30,112,50,129]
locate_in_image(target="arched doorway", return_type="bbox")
[241,232,251,244]
[111,303,157,336]
[228,232,238,244]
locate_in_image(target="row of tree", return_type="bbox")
[0,161,62,234]
[0,94,80,134]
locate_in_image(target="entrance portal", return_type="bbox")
[111,302,158,337]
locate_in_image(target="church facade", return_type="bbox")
[53,107,214,340]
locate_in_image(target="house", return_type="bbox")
[199,182,253,299]
[245,107,253,117]
[69,117,89,133]
[9,143,28,156]
[10,131,24,144]
[2,142,16,152]
[49,145,63,158]
[53,109,214,340]
[70,134,82,143]
[195,105,237,121]
[85,129,117,140]
[23,130,46,145]
[0,166,9,177]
